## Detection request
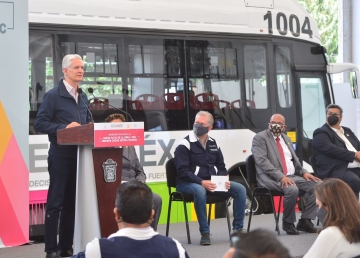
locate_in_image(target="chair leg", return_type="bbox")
[208,204,212,226]
[224,200,231,239]
[182,200,191,244]
[275,196,282,236]
[166,198,172,237]
[247,191,256,232]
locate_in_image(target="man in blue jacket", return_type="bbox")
[313,104,360,198]
[174,111,246,245]
[34,54,91,258]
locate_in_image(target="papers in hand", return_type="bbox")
[211,176,228,192]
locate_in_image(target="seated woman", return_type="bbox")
[105,113,162,230]
[304,178,360,258]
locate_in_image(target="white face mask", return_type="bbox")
[269,123,283,137]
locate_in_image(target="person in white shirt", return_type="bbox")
[313,104,360,198]
[304,178,360,258]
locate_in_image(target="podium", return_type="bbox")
[57,124,123,253]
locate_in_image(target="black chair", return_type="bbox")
[165,158,231,244]
[246,154,284,235]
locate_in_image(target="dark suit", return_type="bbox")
[122,146,162,230]
[252,130,318,223]
[313,123,360,197]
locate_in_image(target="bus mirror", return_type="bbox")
[350,71,360,98]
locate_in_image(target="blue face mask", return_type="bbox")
[193,123,209,136]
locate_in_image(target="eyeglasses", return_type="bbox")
[327,112,341,117]
[269,122,285,126]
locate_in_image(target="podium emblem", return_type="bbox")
[102,158,117,183]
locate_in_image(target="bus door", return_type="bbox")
[296,72,328,164]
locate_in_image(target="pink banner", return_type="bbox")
[94,128,144,147]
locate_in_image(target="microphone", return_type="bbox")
[77,88,95,123]
[87,87,134,122]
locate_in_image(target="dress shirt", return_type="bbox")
[272,135,295,175]
[331,127,360,168]
[63,79,79,104]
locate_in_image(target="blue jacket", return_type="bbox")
[34,79,91,157]
[174,131,227,185]
[313,123,360,179]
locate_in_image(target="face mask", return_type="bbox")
[327,115,339,126]
[316,206,327,225]
[193,123,209,137]
[269,124,283,137]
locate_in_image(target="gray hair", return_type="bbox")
[326,104,343,116]
[196,110,214,125]
[62,54,83,69]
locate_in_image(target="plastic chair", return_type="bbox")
[136,94,161,110]
[194,92,219,109]
[163,93,184,110]
[165,158,231,244]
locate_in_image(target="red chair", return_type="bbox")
[194,92,219,109]
[136,94,161,110]
[230,99,256,109]
[163,93,184,110]
[217,100,230,109]
[89,98,108,110]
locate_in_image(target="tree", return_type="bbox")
[298,0,338,63]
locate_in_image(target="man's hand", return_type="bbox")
[201,180,217,191]
[280,176,296,188]
[66,122,81,128]
[225,181,231,190]
[355,151,360,162]
[303,172,320,182]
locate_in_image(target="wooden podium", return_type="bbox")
[57,124,123,253]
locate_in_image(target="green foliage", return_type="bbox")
[298,0,338,63]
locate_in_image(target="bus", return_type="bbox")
[28,0,360,225]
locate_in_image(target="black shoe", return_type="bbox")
[59,249,73,257]
[45,252,61,258]
[282,221,300,235]
[296,218,318,233]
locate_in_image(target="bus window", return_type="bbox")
[276,46,293,108]
[300,77,326,139]
[244,45,267,109]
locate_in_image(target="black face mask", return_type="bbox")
[269,124,283,137]
[193,123,209,137]
[327,115,339,126]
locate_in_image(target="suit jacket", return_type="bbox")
[122,146,146,182]
[312,123,360,179]
[251,130,307,187]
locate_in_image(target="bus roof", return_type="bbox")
[29,0,321,44]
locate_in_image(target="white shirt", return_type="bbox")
[331,127,360,168]
[63,79,79,104]
[273,135,295,175]
[304,226,360,258]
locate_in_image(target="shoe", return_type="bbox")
[45,252,61,258]
[282,221,300,235]
[200,233,211,245]
[59,249,73,257]
[231,228,247,236]
[296,218,318,233]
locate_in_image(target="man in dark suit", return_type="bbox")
[105,113,162,230]
[252,114,320,235]
[313,104,360,198]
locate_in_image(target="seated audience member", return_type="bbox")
[304,178,360,258]
[222,229,291,258]
[105,113,162,230]
[73,181,189,258]
[174,110,246,245]
[251,114,320,235]
[312,104,360,198]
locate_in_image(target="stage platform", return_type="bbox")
[0,213,318,258]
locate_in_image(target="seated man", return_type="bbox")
[174,110,246,245]
[251,114,320,235]
[313,104,360,198]
[105,113,162,230]
[73,181,189,258]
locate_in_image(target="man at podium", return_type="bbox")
[105,113,162,230]
[34,54,91,258]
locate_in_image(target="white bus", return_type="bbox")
[28,0,359,198]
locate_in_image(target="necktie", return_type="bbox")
[276,137,288,175]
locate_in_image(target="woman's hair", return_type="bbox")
[315,178,360,243]
[105,113,126,122]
